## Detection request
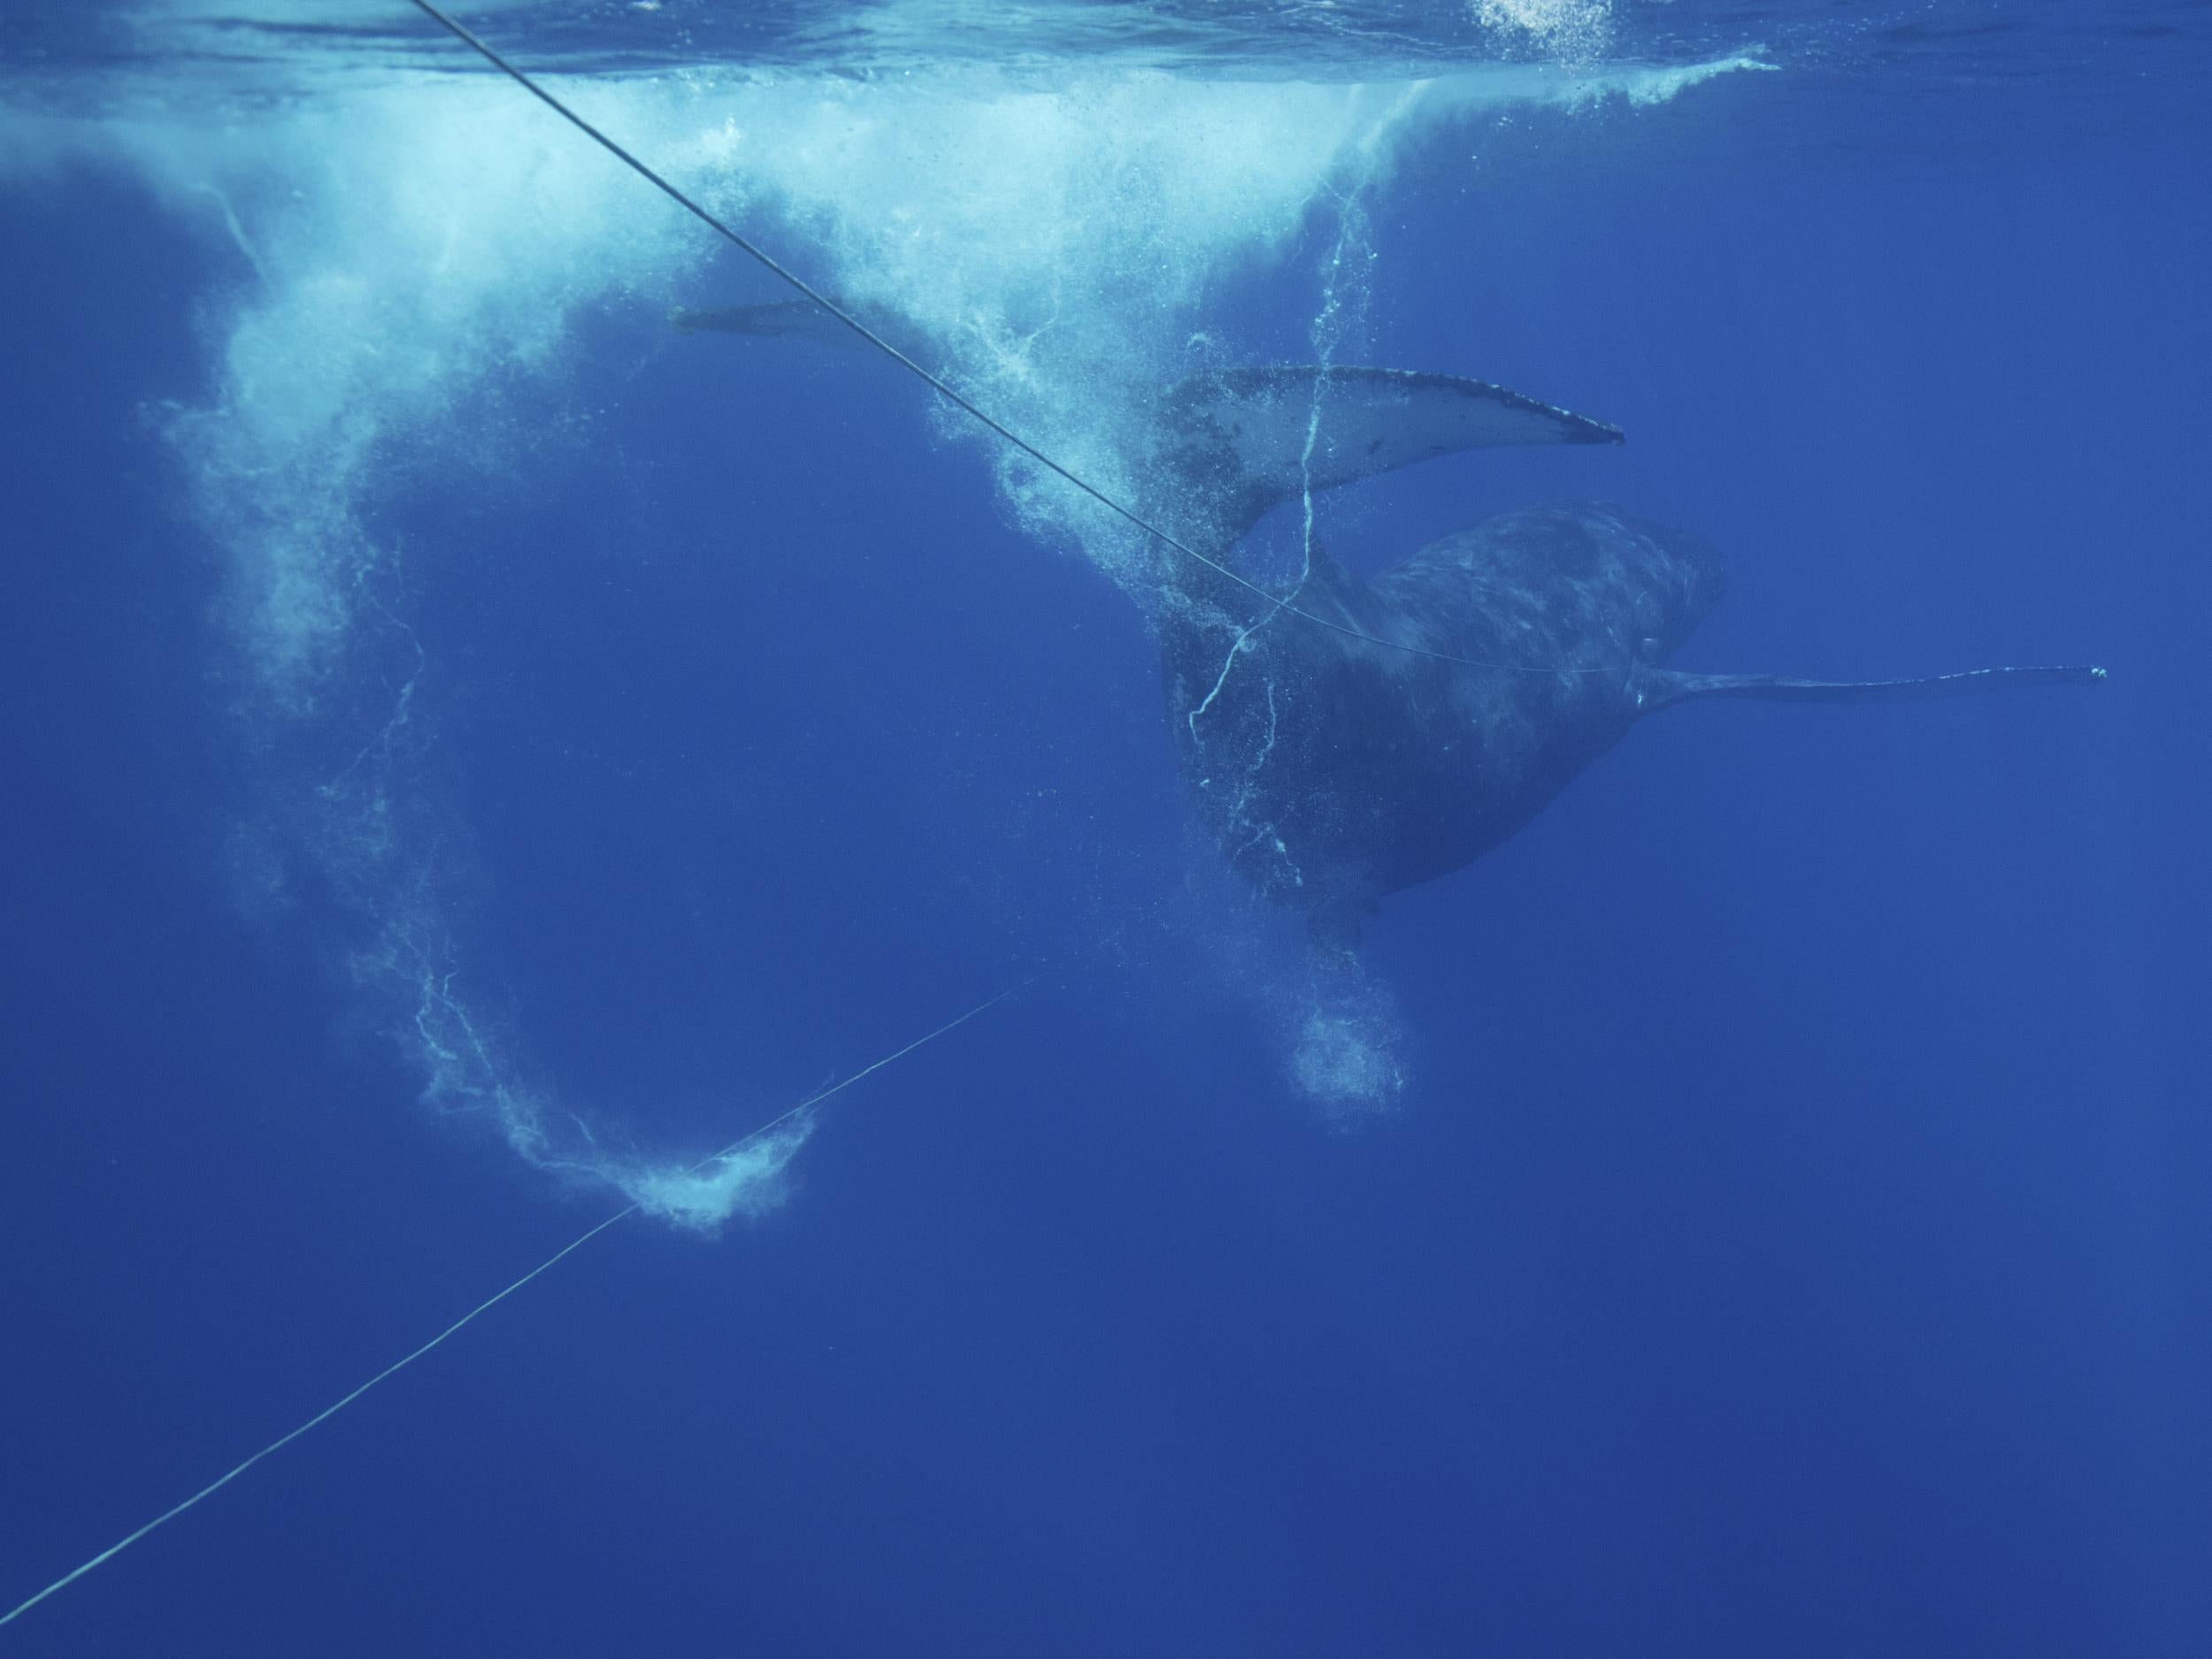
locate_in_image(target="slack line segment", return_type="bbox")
[0,975,1033,1631]
[398,0,1622,680]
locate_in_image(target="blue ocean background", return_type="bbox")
[2,2,2207,1652]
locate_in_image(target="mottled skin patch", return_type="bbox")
[1164,503,1721,944]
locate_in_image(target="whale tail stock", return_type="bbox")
[1648,663,2107,709]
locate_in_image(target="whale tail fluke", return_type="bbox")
[1650,664,2107,709]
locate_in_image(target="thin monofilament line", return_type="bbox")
[688,974,1032,1172]
[0,976,1034,1630]
[402,0,1616,679]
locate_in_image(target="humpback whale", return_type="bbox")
[442,5,2105,956]
[1141,367,2102,948]
[669,308,2101,949]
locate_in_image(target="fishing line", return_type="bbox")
[0,966,1050,1629]
[403,0,1620,680]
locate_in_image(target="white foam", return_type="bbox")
[1289,977,1410,1124]
[1471,0,1616,65]
[616,1122,815,1232]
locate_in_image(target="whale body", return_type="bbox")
[670,318,2102,943]
[1144,367,2101,947]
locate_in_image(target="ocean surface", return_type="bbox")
[2,1,2207,1653]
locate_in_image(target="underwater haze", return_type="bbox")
[2,0,2207,1652]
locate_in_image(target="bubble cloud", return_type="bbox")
[4,18,1760,1217]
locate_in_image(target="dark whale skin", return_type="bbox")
[1164,503,1722,938]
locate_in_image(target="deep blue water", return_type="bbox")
[3,3,2208,1655]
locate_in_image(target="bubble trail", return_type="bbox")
[0,973,1034,1631]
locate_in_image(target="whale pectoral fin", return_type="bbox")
[1647,664,2107,710]
[1156,365,1623,545]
